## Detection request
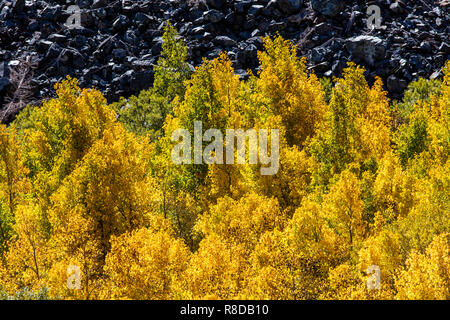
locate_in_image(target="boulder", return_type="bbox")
[346,35,386,67]
[203,9,224,23]
[214,36,237,47]
[206,0,226,10]
[387,75,408,94]
[311,0,345,17]
[276,0,303,14]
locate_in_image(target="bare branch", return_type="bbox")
[0,56,38,124]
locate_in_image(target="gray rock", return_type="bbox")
[48,34,67,44]
[151,37,164,55]
[206,0,226,10]
[251,29,261,37]
[390,2,405,15]
[113,15,129,32]
[113,48,127,60]
[12,0,25,13]
[248,5,264,16]
[214,36,237,47]
[244,44,258,60]
[268,21,287,32]
[94,36,116,59]
[310,62,330,73]
[0,6,11,20]
[276,0,303,14]
[346,35,386,67]
[0,0,447,122]
[387,75,408,94]
[310,47,329,64]
[234,1,251,14]
[311,0,344,17]
[438,42,450,54]
[72,51,86,69]
[225,12,236,24]
[38,40,54,52]
[134,12,152,27]
[92,0,108,9]
[45,43,62,60]
[0,61,10,92]
[203,9,224,23]
[131,70,154,92]
[419,42,432,53]
[430,70,443,80]
[131,59,154,70]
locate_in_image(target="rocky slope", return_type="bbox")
[0,0,449,122]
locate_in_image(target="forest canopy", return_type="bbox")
[0,22,449,300]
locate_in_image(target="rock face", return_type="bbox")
[0,0,448,122]
[311,0,345,17]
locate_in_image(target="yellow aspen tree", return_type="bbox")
[203,53,249,203]
[103,226,191,300]
[251,35,327,147]
[149,115,203,249]
[246,197,348,300]
[47,212,102,300]
[373,151,415,219]
[20,77,115,180]
[322,262,395,300]
[323,170,366,245]
[2,203,51,294]
[244,230,298,299]
[309,63,391,187]
[0,125,30,256]
[395,233,449,300]
[256,145,312,215]
[427,61,449,165]
[50,124,158,251]
[358,77,392,162]
[394,161,450,253]
[15,78,116,236]
[176,234,246,299]
[358,230,405,293]
[48,124,160,299]
[286,197,350,271]
[196,192,286,251]
[171,52,246,200]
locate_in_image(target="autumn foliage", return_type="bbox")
[0,23,449,300]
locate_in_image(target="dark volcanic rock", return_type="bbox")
[206,0,226,10]
[387,74,408,94]
[214,36,237,47]
[0,61,10,92]
[12,0,25,13]
[0,0,448,122]
[204,9,224,23]
[311,0,345,17]
[276,0,303,14]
